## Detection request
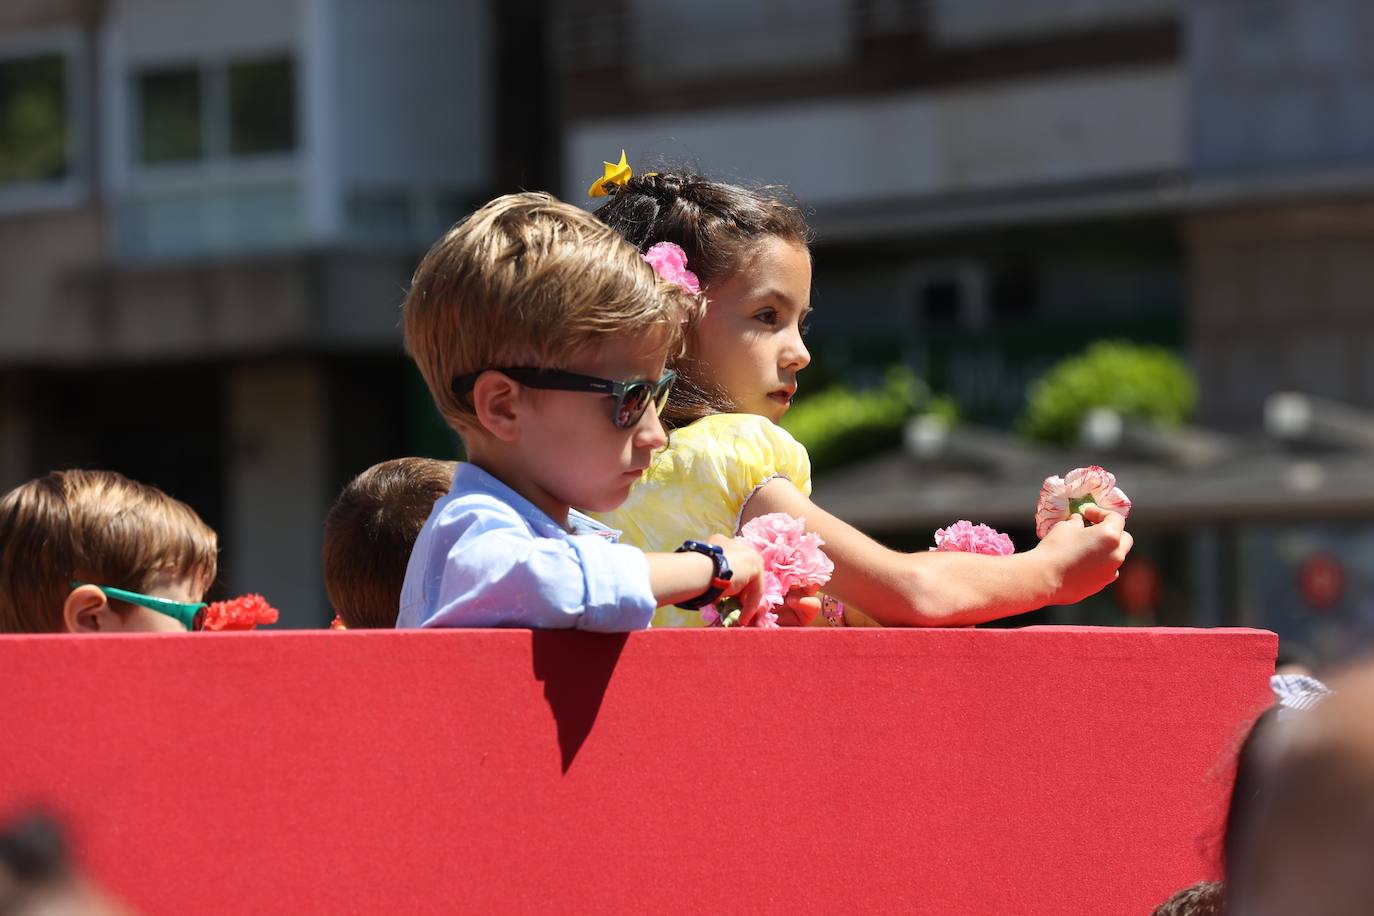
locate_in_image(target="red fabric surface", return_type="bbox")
[0,626,1274,915]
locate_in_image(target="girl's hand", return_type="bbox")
[707,534,768,626]
[1036,505,1134,605]
[775,586,822,626]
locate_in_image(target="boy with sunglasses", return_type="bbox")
[398,192,768,630]
[0,469,217,633]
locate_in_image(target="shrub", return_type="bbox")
[1020,340,1195,444]
[782,367,949,473]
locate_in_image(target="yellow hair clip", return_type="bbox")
[588,150,633,198]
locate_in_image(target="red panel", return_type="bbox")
[0,627,1274,915]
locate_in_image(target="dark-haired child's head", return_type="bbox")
[1151,880,1223,916]
[594,169,814,427]
[0,469,218,633]
[323,457,457,629]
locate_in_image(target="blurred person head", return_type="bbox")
[0,470,217,634]
[323,457,456,629]
[1222,707,1280,887]
[0,809,138,915]
[1226,662,1374,916]
[1151,880,1223,916]
[592,166,813,428]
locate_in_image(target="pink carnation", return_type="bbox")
[1034,465,1132,539]
[930,520,1015,556]
[741,511,834,594]
[642,242,700,295]
[703,512,834,628]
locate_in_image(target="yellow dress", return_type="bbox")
[593,413,813,627]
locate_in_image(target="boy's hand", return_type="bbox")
[1036,505,1133,606]
[707,534,768,626]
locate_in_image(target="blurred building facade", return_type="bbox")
[2,0,1373,645]
[554,0,1374,656]
[557,0,1187,420]
[0,0,494,624]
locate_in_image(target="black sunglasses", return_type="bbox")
[452,367,676,429]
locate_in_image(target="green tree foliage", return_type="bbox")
[1020,340,1195,444]
[781,367,954,473]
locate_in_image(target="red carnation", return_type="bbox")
[202,593,280,631]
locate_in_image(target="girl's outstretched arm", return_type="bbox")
[742,477,1132,627]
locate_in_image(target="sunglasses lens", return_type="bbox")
[616,384,651,428]
[654,375,675,414]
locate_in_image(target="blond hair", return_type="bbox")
[402,191,700,433]
[0,470,219,633]
[323,457,456,629]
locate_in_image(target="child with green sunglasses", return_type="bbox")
[0,470,218,634]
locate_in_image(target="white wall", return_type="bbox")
[115,0,301,61]
[566,66,1185,216]
[625,0,850,81]
[331,0,488,190]
[563,67,1187,212]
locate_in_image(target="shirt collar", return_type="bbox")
[452,462,622,540]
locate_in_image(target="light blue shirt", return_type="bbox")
[397,462,657,631]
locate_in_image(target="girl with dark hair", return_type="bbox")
[590,155,1132,628]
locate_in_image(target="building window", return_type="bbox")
[0,49,74,194]
[228,57,296,157]
[133,54,296,168]
[136,67,202,164]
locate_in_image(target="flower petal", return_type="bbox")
[1035,476,1070,539]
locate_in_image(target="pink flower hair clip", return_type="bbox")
[642,242,700,295]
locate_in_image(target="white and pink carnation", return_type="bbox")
[1034,465,1132,539]
[930,520,1015,556]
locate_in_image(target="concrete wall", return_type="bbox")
[624,0,851,80]
[0,208,105,361]
[1188,197,1374,426]
[933,0,1178,45]
[565,66,1184,212]
[41,252,409,362]
[0,0,97,31]
[226,362,329,627]
[1189,0,1374,175]
[0,377,30,493]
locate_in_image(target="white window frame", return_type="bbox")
[126,47,300,196]
[0,27,87,215]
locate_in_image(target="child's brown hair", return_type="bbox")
[322,457,456,629]
[593,169,812,427]
[0,470,218,633]
[402,191,700,436]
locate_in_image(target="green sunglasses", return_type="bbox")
[70,581,207,631]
